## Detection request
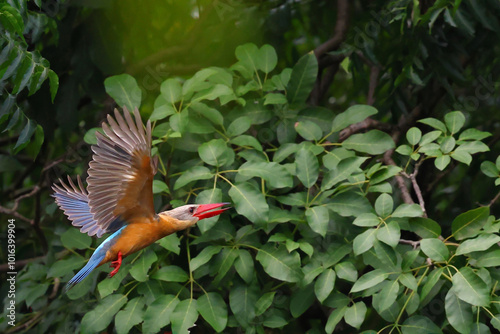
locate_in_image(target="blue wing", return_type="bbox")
[52,175,124,237]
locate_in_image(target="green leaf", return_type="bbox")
[456,234,500,255]
[353,213,380,227]
[47,257,85,278]
[409,217,442,238]
[343,130,395,154]
[256,244,302,282]
[160,79,182,104]
[399,273,418,291]
[156,234,180,255]
[228,182,269,224]
[327,191,373,217]
[353,228,377,255]
[459,128,491,141]
[104,74,141,110]
[81,294,128,333]
[229,283,258,327]
[481,161,499,178]
[420,238,449,261]
[234,249,254,284]
[444,111,466,134]
[434,155,451,171]
[0,5,24,35]
[230,135,263,151]
[392,204,424,218]
[174,166,213,190]
[286,51,318,108]
[419,131,442,146]
[14,119,36,152]
[149,104,175,121]
[445,289,472,334]
[213,248,238,284]
[344,301,367,329]
[142,295,179,334]
[198,138,234,167]
[235,43,259,74]
[151,265,189,282]
[374,241,399,270]
[255,291,275,316]
[115,297,145,334]
[402,315,443,334]
[315,268,336,303]
[440,136,456,154]
[306,205,329,237]
[476,250,500,267]
[321,157,367,190]
[238,161,293,189]
[192,84,232,103]
[451,206,490,240]
[295,147,319,188]
[419,118,447,133]
[325,306,347,333]
[396,144,413,156]
[457,141,489,154]
[171,299,198,334]
[378,280,400,312]
[407,127,422,145]
[451,150,473,165]
[152,180,169,194]
[60,228,92,250]
[452,267,490,306]
[264,92,287,105]
[227,116,251,137]
[190,245,223,271]
[331,105,378,132]
[190,102,223,125]
[295,120,322,141]
[256,44,278,73]
[375,193,393,217]
[335,262,358,282]
[290,284,315,317]
[129,250,157,282]
[48,69,59,102]
[376,221,401,248]
[351,269,388,293]
[420,267,444,301]
[198,292,227,332]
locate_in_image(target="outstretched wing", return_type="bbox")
[86,107,158,234]
[52,175,111,237]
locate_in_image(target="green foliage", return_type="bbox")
[1,1,60,158]
[3,1,500,333]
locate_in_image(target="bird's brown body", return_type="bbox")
[98,215,178,265]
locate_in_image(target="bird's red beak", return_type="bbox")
[193,203,230,220]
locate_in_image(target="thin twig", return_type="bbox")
[399,239,420,249]
[489,190,500,207]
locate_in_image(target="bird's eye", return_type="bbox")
[189,207,194,214]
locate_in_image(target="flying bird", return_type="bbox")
[52,107,228,291]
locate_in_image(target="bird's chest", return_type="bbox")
[108,220,166,258]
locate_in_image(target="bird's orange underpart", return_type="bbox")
[109,251,122,277]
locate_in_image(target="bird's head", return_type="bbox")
[158,203,230,230]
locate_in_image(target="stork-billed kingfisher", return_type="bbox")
[52,107,228,291]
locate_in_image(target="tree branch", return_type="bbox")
[314,0,350,58]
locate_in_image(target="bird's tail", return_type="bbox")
[65,248,105,292]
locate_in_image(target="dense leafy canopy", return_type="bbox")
[2,0,500,333]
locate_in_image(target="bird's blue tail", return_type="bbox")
[65,249,106,292]
[65,226,125,292]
